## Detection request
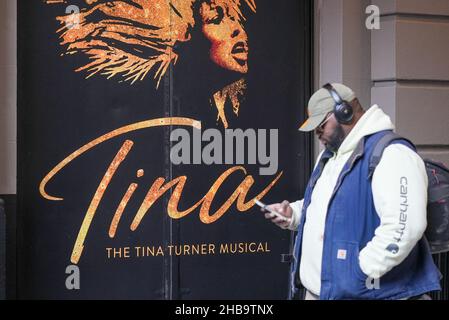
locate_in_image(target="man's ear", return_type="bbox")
[351,98,364,113]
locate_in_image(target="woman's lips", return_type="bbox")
[231,41,248,62]
[232,41,247,54]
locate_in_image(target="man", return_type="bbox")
[266,83,441,300]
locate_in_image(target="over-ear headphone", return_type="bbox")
[323,83,354,125]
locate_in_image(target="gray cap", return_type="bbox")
[299,83,356,132]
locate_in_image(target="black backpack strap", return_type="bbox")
[368,132,415,179]
[425,160,449,202]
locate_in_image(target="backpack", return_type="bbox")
[369,132,449,254]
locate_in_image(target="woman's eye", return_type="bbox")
[206,7,224,25]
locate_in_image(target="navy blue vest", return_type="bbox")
[291,130,441,300]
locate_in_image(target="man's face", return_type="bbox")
[315,113,346,152]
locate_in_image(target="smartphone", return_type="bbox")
[255,200,291,223]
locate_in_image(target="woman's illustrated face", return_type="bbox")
[199,0,249,74]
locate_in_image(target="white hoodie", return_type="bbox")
[288,105,428,296]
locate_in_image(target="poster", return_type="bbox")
[17,0,312,299]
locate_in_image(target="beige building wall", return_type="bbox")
[316,0,449,165]
[372,0,449,165]
[314,0,372,158]
[0,1,16,195]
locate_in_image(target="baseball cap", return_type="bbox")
[299,83,356,132]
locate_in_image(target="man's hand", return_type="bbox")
[263,200,293,229]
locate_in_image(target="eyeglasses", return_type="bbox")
[317,112,333,130]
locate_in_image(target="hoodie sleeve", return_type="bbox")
[287,200,304,231]
[359,144,428,279]
[285,150,325,231]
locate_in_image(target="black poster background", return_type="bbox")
[17,0,313,299]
